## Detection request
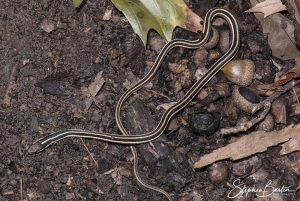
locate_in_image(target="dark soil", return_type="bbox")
[0,0,299,201]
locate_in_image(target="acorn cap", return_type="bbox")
[232,86,261,113]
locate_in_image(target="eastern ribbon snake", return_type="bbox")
[29,8,240,201]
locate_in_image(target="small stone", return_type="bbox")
[38,181,51,194]
[19,104,27,111]
[193,48,208,68]
[91,109,101,122]
[41,19,55,33]
[149,36,166,53]
[258,114,274,131]
[188,111,220,136]
[207,49,221,63]
[66,192,75,200]
[102,9,112,21]
[208,162,230,183]
[232,156,261,177]
[168,61,187,74]
[195,67,208,81]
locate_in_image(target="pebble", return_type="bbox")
[65,192,75,200]
[193,48,208,68]
[41,19,55,33]
[149,36,166,53]
[208,162,230,183]
[207,49,221,63]
[188,111,220,136]
[38,180,51,194]
[168,61,187,74]
[19,104,27,111]
[232,156,261,177]
[258,114,274,132]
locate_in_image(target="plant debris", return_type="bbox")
[194,124,300,169]
[1,64,19,108]
[250,0,300,60]
[246,0,286,17]
[81,71,105,113]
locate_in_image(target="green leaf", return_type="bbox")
[73,0,84,8]
[111,0,202,45]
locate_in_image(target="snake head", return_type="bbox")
[28,138,47,154]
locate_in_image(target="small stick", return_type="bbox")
[220,104,271,136]
[80,139,99,168]
[219,79,300,136]
[2,64,19,108]
[251,79,300,114]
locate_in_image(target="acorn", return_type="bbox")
[188,111,220,136]
[232,86,261,113]
[223,59,255,86]
[208,162,230,184]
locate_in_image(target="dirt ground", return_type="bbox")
[0,0,299,201]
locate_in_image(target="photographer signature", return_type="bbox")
[227,179,297,198]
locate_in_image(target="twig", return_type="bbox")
[80,139,99,168]
[2,64,19,108]
[220,104,271,136]
[252,79,300,114]
[219,79,300,136]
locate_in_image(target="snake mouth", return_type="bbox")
[28,140,45,154]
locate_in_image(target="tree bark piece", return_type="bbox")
[124,99,190,190]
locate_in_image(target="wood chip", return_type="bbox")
[246,0,286,17]
[41,19,55,33]
[194,124,300,169]
[102,8,112,21]
[81,72,105,113]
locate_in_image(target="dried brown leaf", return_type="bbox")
[194,124,300,169]
[250,0,300,60]
[81,72,105,113]
[252,59,300,95]
[156,102,177,110]
[104,166,130,185]
[246,0,286,17]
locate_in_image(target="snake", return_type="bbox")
[29,8,240,201]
